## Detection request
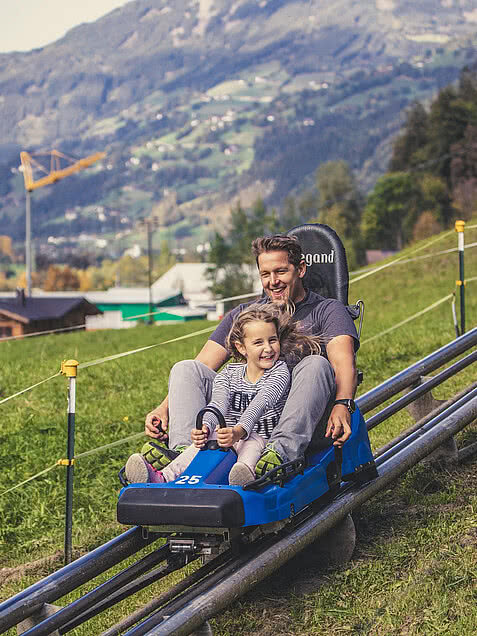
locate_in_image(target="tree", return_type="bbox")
[316,161,365,268]
[427,86,477,184]
[361,172,420,250]
[278,192,318,231]
[389,101,429,172]
[16,271,41,290]
[206,198,278,300]
[78,270,93,291]
[418,173,453,227]
[450,124,477,219]
[316,161,363,234]
[157,240,176,272]
[43,265,80,291]
[412,211,442,242]
[279,197,302,232]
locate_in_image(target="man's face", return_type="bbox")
[257,250,306,303]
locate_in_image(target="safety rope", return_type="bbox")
[361,294,453,345]
[0,327,215,406]
[0,324,86,343]
[0,432,147,496]
[78,325,215,369]
[350,229,456,285]
[0,463,59,496]
[0,372,61,405]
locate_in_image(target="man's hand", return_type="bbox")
[191,425,209,448]
[325,404,352,447]
[145,398,169,440]
[217,425,245,448]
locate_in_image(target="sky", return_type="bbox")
[0,0,133,53]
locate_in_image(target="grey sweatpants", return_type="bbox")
[167,356,336,462]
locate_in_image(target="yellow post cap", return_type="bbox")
[61,359,79,377]
[455,220,465,232]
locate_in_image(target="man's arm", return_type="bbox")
[324,335,357,447]
[145,340,229,438]
[196,339,230,370]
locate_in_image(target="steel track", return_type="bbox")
[1,328,476,636]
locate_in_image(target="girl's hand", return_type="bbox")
[217,425,245,448]
[191,425,209,448]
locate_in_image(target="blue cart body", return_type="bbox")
[117,408,375,529]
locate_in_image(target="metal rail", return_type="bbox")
[144,393,477,635]
[0,527,159,634]
[1,331,476,635]
[365,349,477,430]
[357,326,477,414]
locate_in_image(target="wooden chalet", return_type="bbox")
[0,289,101,339]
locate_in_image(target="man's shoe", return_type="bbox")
[125,453,165,484]
[255,447,284,478]
[229,462,255,486]
[141,440,186,470]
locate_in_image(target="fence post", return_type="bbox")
[60,359,79,565]
[455,220,465,334]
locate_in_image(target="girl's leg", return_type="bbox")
[229,433,265,485]
[162,443,200,482]
[235,433,266,471]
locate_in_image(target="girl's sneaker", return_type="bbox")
[229,462,255,486]
[125,453,165,484]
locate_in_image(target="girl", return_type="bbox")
[125,303,322,486]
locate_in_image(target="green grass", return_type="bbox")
[0,223,476,633]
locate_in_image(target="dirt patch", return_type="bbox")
[0,551,63,585]
[458,526,477,548]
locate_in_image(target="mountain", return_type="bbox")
[1,0,477,253]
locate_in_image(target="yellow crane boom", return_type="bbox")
[20,149,106,191]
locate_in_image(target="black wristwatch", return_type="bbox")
[333,399,356,414]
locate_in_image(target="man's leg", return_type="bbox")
[266,356,336,462]
[167,360,216,449]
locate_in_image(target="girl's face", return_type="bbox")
[235,320,280,378]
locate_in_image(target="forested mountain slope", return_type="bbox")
[1,0,476,245]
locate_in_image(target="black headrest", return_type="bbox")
[287,223,349,305]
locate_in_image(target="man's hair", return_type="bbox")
[251,235,303,269]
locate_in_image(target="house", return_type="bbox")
[152,263,262,319]
[152,263,213,308]
[7,287,206,329]
[82,287,207,328]
[0,289,101,339]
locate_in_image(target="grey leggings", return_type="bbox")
[167,356,336,462]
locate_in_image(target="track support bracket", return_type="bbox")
[406,376,459,466]
[17,603,62,636]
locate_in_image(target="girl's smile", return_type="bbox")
[235,320,281,382]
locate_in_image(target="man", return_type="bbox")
[143,234,359,475]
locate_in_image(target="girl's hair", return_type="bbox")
[226,302,322,363]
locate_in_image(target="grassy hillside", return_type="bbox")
[0,222,476,633]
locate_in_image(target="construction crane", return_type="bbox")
[19,149,106,296]
[20,149,106,191]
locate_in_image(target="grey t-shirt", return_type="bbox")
[209,290,359,359]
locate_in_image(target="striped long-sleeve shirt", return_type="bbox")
[202,360,290,440]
